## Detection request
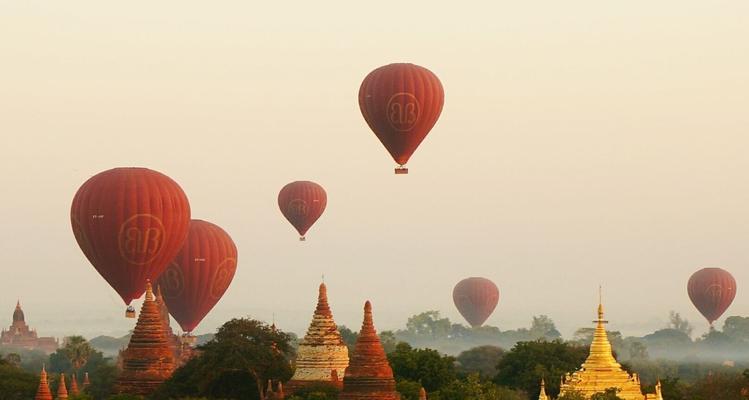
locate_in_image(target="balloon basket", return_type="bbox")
[394,166,409,174]
[299,236,306,241]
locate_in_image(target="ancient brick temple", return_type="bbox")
[115,282,176,395]
[288,283,349,393]
[34,366,53,400]
[338,301,400,400]
[155,284,195,366]
[0,301,58,353]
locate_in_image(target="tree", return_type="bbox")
[723,316,749,342]
[0,357,38,400]
[154,318,293,400]
[84,362,120,400]
[668,311,693,337]
[380,331,398,354]
[456,345,505,378]
[528,315,562,340]
[494,340,588,398]
[405,311,452,339]
[431,374,525,400]
[590,388,624,400]
[628,341,648,360]
[557,391,585,400]
[49,336,97,377]
[3,353,21,367]
[387,343,456,392]
[284,382,339,400]
[338,325,358,353]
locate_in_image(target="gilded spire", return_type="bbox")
[34,366,53,400]
[582,288,620,371]
[57,373,68,400]
[538,379,549,400]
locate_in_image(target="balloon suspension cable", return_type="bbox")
[299,236,306,241]
[394,165,409,174]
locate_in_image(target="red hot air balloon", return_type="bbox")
[688,267,737,327]
[70,168,191,317]
[359,63,445,174]
[278,181,327,241]
[453,277,500,327]
[158,220,237,333]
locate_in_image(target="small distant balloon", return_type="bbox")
[453,277,499,327]
[158,220,237,333]
[278,181,327,241]
[359,63,444,174]
[688,267,736,326]
[70,168,191,316]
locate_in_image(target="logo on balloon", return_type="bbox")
[118,214,166,265]
[210,258,237,300]
[160,263,184,299]
[387,92,420,133]
[705,283,725,301]
[288,199,309,217]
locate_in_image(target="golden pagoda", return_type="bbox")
[538,379,549,400]
[287,283,349,393]
[556,292,663,400]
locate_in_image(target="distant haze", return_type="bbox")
[1,1,748,340]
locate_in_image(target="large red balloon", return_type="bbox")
[278,181,327,240]
[359,63,445,174]
[158,220,237,333]
[688,267,737,326]
[453,277,499,327]
[70,168,191,306]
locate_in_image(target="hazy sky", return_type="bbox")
[1,1,748,340]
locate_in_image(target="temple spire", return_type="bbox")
[69,374,80,396]
[538,379,549,400]
[34,366,53,400]
[419,387,427,400]
[582,287,619,370]
[57,373,69,400]
[82,372,90,389]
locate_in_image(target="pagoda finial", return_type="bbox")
[582,288,619,371]
[538,378,549,400]
[145,280,154,302]
[70,373,80,395]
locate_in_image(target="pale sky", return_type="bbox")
[1,1,748,340]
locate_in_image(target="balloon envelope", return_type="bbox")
[278,181,327,240]
[158,220,237,333]
[359,63,444,172]
[688,267,736,325]
[453,277,499,327]
[70,167,191,305]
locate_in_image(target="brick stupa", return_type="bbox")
[288,283,349,393]
[115,282,176,395]
[69,374,79,396]
[338,301,400,400]
[57,373,68,400]
[34,366,53,400]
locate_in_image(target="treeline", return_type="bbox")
[357,310,749,363]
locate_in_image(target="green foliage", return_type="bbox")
[494,340,588,398]
[657,377,688,400]
[456,345,505,378]
[557,390,586,400]
[380,330,398,354]
[338,325,358,353]
[724,316,749,342]
[84,362,120,400]
[395,379,422,400]
[153,318,293,400]
[688,371,749,400]
[431,374,525,400]
[285,382,339,400]
[387,342,456,392]
[668,311,693,337]
[0,358,38,400]
[590,388,624,400]
[105,394,144,400]
[406,311,452,339]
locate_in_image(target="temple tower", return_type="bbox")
[288,283,349,393]
[70,374,80,396]
[537,379,548,400]
[115,282,176,395]
[34,366,53,400]
[556,292,663,400]
[338,301,400,400]
[57,373,68,400]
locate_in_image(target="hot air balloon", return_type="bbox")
[453,277,499,327]
[278,181,327,241]
[158,220,237,333]
[688,267,736,327]
[71,168,191,317]
[359,63,444,174]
